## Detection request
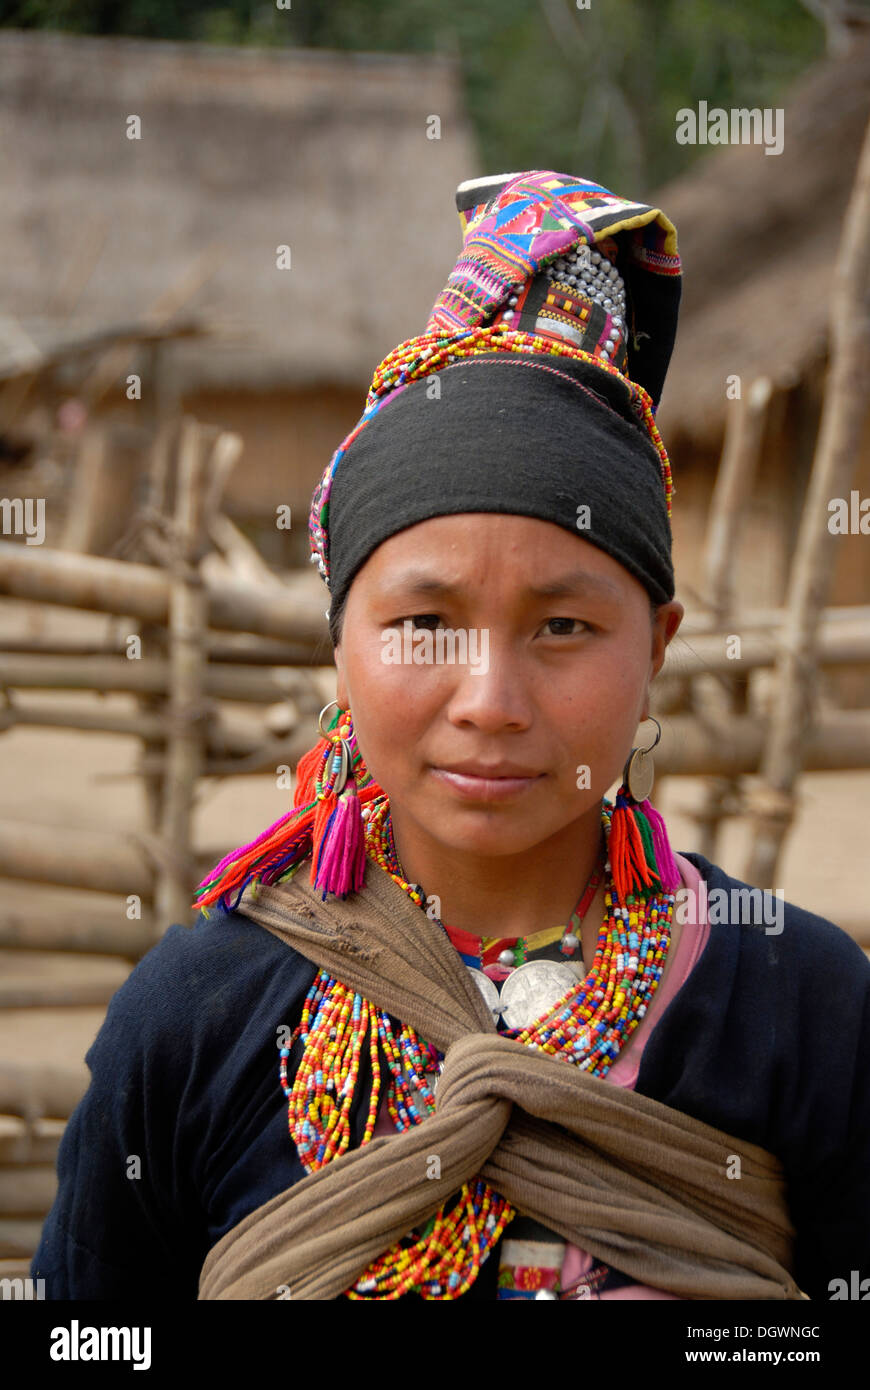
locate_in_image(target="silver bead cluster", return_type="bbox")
[498,245,626,362]
[543,245,627,364]
[310,550,329,583]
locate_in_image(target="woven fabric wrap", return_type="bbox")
[198,859,804,1302]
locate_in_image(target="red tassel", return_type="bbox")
[295,739,331,807]
[610,793,656,904]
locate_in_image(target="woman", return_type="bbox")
[33,170,870,1301]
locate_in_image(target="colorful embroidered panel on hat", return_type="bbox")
[489,232,629,374]
[430,170,679,405]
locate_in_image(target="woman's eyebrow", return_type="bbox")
[526,570,622,601]
[379,568,622,600]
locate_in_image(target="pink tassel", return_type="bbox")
[638,799,681,893]
[313,783,366,897]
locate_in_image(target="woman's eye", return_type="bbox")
[544,618,588,636]
[407,614,442,630]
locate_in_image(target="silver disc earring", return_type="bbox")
[622,715,662,803]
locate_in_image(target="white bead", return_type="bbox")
[498,948,515,967]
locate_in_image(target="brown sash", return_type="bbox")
[198,858,805,1300]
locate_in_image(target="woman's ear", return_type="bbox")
[639,600,683,723]
[334,642,349,709]
[650,599,683,681]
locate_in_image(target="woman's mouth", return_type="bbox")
[429,764,544,802]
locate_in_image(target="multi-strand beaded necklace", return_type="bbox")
[278,790,675,1299]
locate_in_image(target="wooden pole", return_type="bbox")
[704,377,773,625]
[135,412,177,830]
[0,1118,64,1166]
[136,723,324,778]
[0,542,328,644]
[154,418,210,932]
[0,697,291,765]
[679,604,870,636]
[0,821,225,895]
[693,377,772,858]
[0,1063,88,1122]
[652,711,870,775]
[663,617,870,675]
[0,653,325,702]
[746,115,870,886]
[0,898,154,956]
[57,424,109,553]
[0,631,321,665]
[0,822,153,896]
[208,511,288,590]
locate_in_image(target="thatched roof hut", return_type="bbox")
[0,29,480,550]
[0,30,478,393]
[643,36,870,643]
[654,33,870,452]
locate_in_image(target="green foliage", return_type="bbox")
[0,0,826,191]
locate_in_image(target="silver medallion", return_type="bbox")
[467,966,503,1022]
[465,960,584,1032]
[498,960,582,1031]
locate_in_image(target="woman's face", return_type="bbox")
[334,513,683,861]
